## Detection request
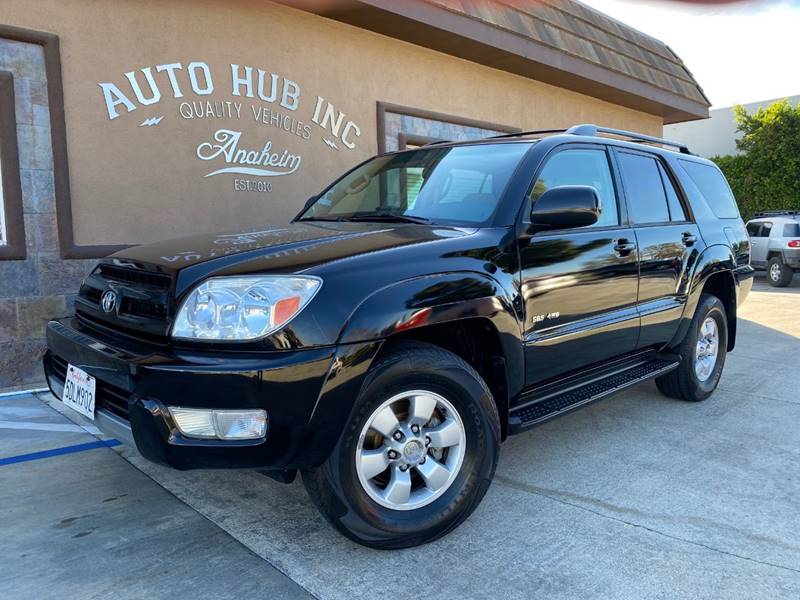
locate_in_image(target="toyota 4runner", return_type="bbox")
[44,124,753,548]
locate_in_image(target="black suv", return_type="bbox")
[44,124,753,548]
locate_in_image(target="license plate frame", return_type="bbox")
[62,364,96,420]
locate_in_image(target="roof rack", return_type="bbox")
[488,128,568,140]
[565,124,693,154]
[754,210,800,218]
[483,124,692,154]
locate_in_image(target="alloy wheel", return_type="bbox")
[355,390,466,511]
[694,316,719,382]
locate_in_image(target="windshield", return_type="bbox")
[299,143,531,226]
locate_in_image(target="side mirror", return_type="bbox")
[530,185,600,230]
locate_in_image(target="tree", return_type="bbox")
[711,99,800,221]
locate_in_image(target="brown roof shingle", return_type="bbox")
[282,0,710,122]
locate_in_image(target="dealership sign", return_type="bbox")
[97,62,361,190]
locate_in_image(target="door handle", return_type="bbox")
[613,239,636,256]
[682,232,697,246]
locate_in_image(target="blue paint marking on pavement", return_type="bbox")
[0,439,122,466]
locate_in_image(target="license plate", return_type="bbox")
[63,364,96,420]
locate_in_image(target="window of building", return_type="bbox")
[617,152,670,224]
[0,69,25,260]
[531,148,619,227]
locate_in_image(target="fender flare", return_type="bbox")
[669,244,737,350]
[337,271,524,388]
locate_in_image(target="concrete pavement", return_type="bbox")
[2,275,799,599]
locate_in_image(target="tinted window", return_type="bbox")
[679,160,739,219]
[746,222,761,237]
[618,152,669,224]
[657,162,686,221]
[783,223,800,237]
[531,148,618,227]
[761,222,773,237]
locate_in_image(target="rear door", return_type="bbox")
[614,149,701,349]
[519,144,640,385]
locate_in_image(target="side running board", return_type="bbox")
[509,359,679,434]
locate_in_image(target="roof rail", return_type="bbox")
[488,128,568,140]
[566,124,692,154]
[754,210,800,218]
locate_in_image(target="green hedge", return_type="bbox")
[711,99,800,222]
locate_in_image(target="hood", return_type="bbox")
[106,221,474,294]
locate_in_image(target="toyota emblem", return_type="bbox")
[101,290,117,313]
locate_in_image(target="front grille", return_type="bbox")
[77,262,173,337]
[49,354,131,422]
[120,297,168,320]
[96,264,171,290]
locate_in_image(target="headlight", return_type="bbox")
[171,275,321,341]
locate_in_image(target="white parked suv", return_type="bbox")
[746,211,800,287]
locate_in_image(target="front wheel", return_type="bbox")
[302,341,500,549]
[767,257,794,287]
[656,293,727,402]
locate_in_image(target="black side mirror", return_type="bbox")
[530,185,600,231]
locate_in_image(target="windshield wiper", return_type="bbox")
[346,213,432,225]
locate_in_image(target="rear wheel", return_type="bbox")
[655,294,727,402]
[767,256,793,287]
[302,341,500,549]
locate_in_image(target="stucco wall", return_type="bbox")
[2,0,662,250]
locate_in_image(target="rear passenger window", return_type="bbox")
[679,160,740,219]
[761,222,773,237]
[617,152,669,224]
[657,162,687,221]
[784,223,800,237]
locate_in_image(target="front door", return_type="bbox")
[614,149,700,349]
[519,145,640,386]
[747,221,771,267]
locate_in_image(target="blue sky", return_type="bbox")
[582,0,800,108]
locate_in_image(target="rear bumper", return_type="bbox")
[783,249,800,268]
[44,317,379,470]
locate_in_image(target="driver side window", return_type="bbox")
[531,148,619,227]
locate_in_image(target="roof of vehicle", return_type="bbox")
[390,123,717,166]
[747,212,800,223]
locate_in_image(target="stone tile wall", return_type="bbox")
[0,38,94,392]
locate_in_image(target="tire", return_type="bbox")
[302,340,500,549]
[655,294,727,402]
[767,256,793,287]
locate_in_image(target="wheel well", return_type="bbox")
[701,271,737,351]
[379,318,510,440]
[767,250,783,262]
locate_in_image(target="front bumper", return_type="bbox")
[44,317,377,470]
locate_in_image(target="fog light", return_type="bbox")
[213,410,268,440]
[169,407,267,440]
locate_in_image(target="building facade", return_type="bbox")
[0,0,708,392]
[665,95,800,158]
